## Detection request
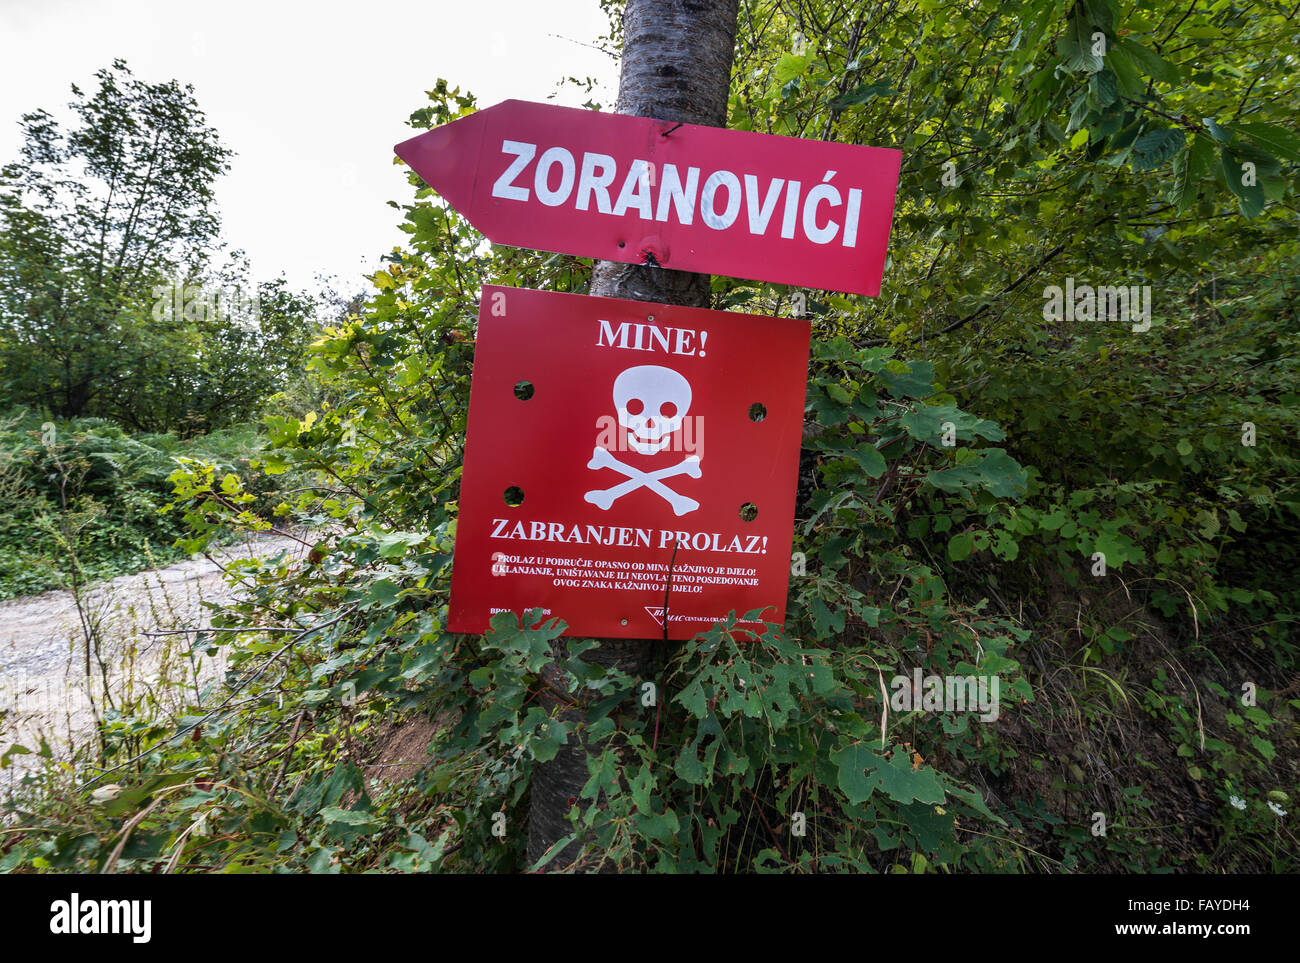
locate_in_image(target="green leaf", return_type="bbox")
[1230,122,1300,163]
[831,744,947,805]
[947,531,975,561]
[482,610,566,672]
[1106,46,1144,98]
[1058,15,1105,74]
[1250,736,1276,762]
[900,404,945,440]
[628,763,655,813]
[532,719,569,763]
[1038,509,1068,532]
[1221,146,1267,217]
[902,801,957,851]
[367,578,401,607]
[101,771,198,818]
[1168,134,1215,211]
[1089,68,1118,107]
[1132,128,1185,171]
[1203,117,1231,143]
[319,806,383,843]
[926,448,1027,498]
[878,361,935,398]
[1262,174,1287,202]
[635,808,680,844]
[306,847,339,874]
[808,596,845,636]
[774,52,810,85]
[675,739,717,785]
[830,81,896,109]
[853,443,887,478]
[1115,38,1181,85]
[375,530,426,559]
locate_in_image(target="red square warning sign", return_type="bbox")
[447,285,810,639]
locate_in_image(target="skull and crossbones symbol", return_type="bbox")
[584,364,701,516]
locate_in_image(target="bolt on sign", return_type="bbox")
[447,285,811,640]
[395,100,902,296]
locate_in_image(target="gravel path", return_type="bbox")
[0,531,309,774]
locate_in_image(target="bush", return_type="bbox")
[0,412,294,598]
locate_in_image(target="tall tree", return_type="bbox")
[0,59,232,421]
[527,0,741,870]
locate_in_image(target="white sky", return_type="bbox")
[0,0,618,294]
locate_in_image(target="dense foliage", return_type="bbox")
[0,415,288,599]
[3,0,1296,873]
[0,61,320,433]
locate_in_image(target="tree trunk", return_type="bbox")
[526,0,739,871]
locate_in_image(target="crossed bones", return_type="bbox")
[584,446,701,516]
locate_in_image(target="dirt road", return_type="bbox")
[0,532,309,776]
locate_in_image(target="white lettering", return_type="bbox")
[744,174,784,235]
[491,140,535,202]
[701,170,741,230]
[534,146,576,206]
[576,152,617,213]
[612,159,654,218]
[655,163,699,224]
[802,173,842,244]
[843,187,862,247]
[780,179,802,239]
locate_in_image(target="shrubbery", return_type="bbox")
[0,413,283,598]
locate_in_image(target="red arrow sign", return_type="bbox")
[448,285,811,639]
[395,100,901,296]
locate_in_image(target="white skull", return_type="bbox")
[613,365,692,455]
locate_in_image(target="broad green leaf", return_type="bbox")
[1230,122,1300,163]
[830,81,896,109]
[774,52,810,85]
[1132,128,1185,171]
[948,531,975,561]
[1106,46,1144,98]
[1168,133,1215,211]
[831,744,947,805]
[1220,146,1267,217]
[878,360,935,398]
[1116,38,1181,85]
[926,448,1028,498]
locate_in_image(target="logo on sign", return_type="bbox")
[586,365,702,516]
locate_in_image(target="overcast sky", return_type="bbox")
[0,0,619,294]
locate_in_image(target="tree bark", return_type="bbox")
[526,0,739,871]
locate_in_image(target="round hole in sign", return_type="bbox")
[748,402,767,422]
[739,502,758,522]
[503,486,525,507]
[514,380,534,400]
[618,241,626,248]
